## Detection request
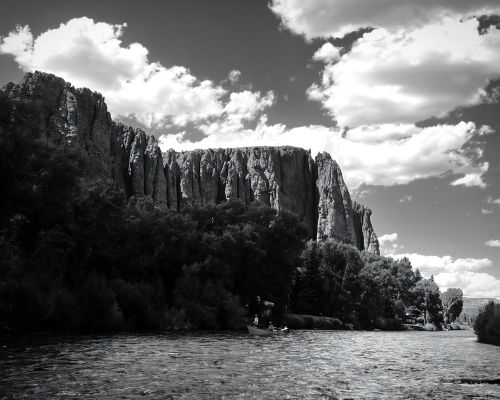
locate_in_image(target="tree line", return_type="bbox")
[291,241,462,329]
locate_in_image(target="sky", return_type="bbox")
[1,0,499,298]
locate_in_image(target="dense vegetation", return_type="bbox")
[474,301,500,345]
[291,241,445,329]
[0,94,454,332]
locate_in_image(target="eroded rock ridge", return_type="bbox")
[2,71,379,254]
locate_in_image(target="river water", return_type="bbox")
[1,329,499,399]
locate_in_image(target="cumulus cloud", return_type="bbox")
[371,233,500,297]
[0,18,271,130]
[450,162,489,189]
[309,17,500,127]
[312,43,341,63]
[378,233,404,254]
[393,253,492,275]
[486,239,500,247]
[160,119,488,189]
[434,271,500,298]
[269,0,500,39]
[0,17,490,190]
[198,90,275,136]
[391,252,499,298]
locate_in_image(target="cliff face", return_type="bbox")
[165,147,317,235]
[3,72,168,205]
[2,71,379,254]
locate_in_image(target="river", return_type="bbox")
[1,329,499,399]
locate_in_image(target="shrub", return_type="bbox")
[474,301,500,345]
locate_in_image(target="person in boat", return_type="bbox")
[268,322,275,331]
[253,314,259,327]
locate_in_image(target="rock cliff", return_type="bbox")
[2,71,379,254]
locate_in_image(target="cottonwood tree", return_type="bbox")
[441,288,463,323]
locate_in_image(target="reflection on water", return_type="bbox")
[1,330,500,399]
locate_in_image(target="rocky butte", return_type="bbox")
[2,71,379,254]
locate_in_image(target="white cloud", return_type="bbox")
[198,90,275,136]
[393,253,492,275]
[485,196,500,206]
[269,0,500,39]
[481,197,500,214]
[433,271,500,299]
[379,233,398,244]
[378,233,404,254]
[450,162,489,189]
[0,17,490,190]
[399,195,413,203]
[312,43,341,63]
[227,69,241,85]
[160,119,488,189]
[309,17,500,127]
[391,252,499,297]
[345,124,418,143]
[0,18,270,130]
[486,239,500,247]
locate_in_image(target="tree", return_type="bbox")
[413,277,443,324]
[441,288,463,323]
[292,240,321,315]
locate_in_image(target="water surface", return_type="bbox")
[1,329,499,399]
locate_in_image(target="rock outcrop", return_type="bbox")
[352,202,380,254]
[2,71,168,205]
[2,71,379,254]
[165,147,317,235]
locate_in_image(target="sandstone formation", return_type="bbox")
[2,71,379,254]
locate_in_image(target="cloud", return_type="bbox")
[309,17,500,127]
[378,233,404,254]
[227,69,241,85]
[485,196,500,205]
[482,197,500,214]
[393,253,492,275]
[486,239,500,247]
[269,0,500,39]
[0,18,270,130]
[379,233,398,243]
[450,162,489,189]
[0,17,490,190]
[433,271,500,299]
[312,43,341,63]
[160,119,488,189]
[391,252,499,297]
[399,195,413,203]
[198,90,275,136]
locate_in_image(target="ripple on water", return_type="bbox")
[1,330,500,399]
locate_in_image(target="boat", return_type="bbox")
[247,325,289,336]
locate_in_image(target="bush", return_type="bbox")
[474,301,500,345]
[284,313,345,330]
[377,317,403,331]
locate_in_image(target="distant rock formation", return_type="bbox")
[2,71,379,254]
